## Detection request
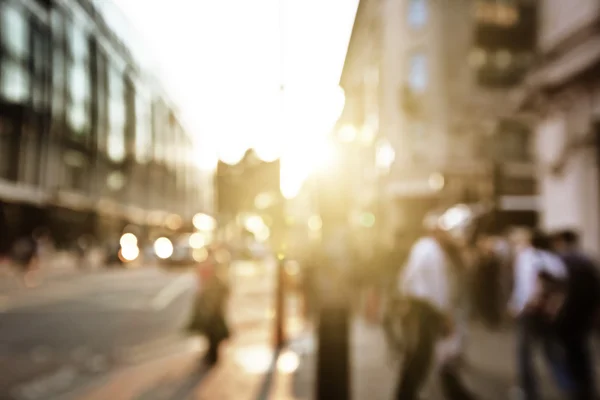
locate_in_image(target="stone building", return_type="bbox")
[521,0,600,254]
[340,0,538,238]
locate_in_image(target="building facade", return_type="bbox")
[0,0,209,250]
[337,0,385,248]
[523,0,600,255]
[375,0,538,233]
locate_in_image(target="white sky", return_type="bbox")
[113,0,358,172]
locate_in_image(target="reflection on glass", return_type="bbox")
[1,5,28,59]
[1,61,29,103]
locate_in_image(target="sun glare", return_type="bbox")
[114,0,359,192]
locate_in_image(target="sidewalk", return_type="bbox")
[268,316,397,400]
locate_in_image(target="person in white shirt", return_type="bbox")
[509,230,571,400]
[395,214,474,400]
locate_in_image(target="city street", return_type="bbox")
[0,258,583,400]
[70,257,306,400]
[0,257,301,400]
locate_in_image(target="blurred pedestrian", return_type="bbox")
[394,214,475,400]
[472,233,502,329]
[187,247,230,365]
[509,230,572,399]
[10,234,40,287]
[551,229,600,399]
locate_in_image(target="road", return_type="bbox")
[0,258,298,400]
[0,266,199,400]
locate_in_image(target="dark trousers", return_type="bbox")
[395,299,475,400]
[561,329,596,399]
[517,316,576,400]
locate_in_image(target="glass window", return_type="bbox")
[69,64,89,101]
[51,11,64,41]
[69,25,88,61]
[1,4,29,59]
[135,92,152,163]
[68,103,87,132]
[408,52,427,93]
[67,63,90,134]
[1,61,29,102]
[108,68,125,162]
[407,0,427,27]
[53,48,65,89]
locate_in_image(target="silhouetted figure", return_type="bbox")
[188,249,230,365]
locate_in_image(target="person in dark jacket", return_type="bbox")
[551,230,600,399]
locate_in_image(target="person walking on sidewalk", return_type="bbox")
[551,229,600,399]
[394,214,475,400]
[10,234,40,287]
[508,230,571,400]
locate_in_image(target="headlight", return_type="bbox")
[154,237,173,259]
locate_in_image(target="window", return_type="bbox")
[408,52,427,93]
[67,24,90,136]
[407,0,427,27]
[52,12,67,120]
[1,61,29,102]
[29,23,51,112]
[1,5,29,59]
[0,4,30,103]
[108,68,125,162]
[95,51,109,151]
[152,101,167,163]
[474,1,519,27]
[135,90,152,163]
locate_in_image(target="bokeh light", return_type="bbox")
[154,237,174,259]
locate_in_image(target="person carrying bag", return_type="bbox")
[510,231,572,400]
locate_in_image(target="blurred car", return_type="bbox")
[151,233,216,269]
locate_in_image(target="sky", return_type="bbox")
[111,0,359,180]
